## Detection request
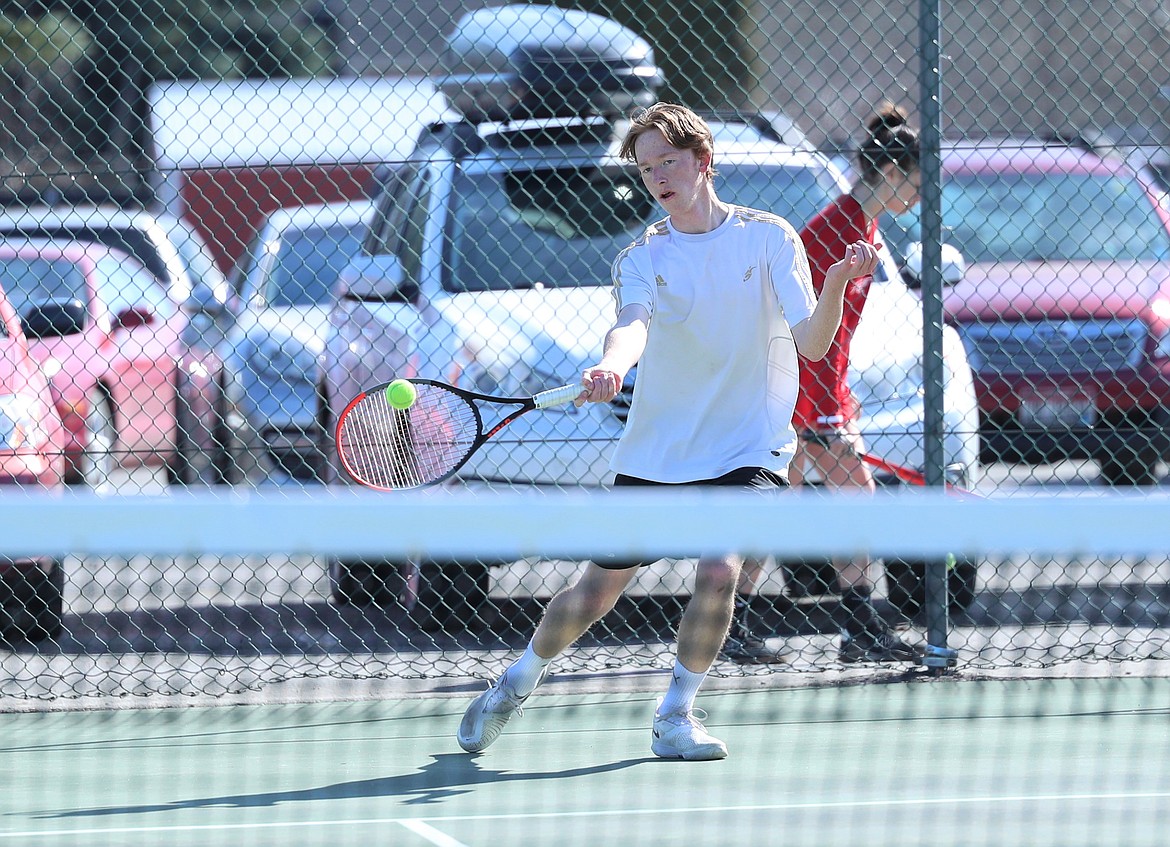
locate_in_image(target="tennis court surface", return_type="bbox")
[4,674,1167,847]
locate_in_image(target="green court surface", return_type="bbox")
[2,677,1167,846]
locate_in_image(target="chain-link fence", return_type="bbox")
[1,0,1169,696]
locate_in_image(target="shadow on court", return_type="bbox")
[39,752,656,817]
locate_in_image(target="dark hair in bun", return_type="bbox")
[857,102,919,184]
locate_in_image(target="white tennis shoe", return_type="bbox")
[651,706,728,760]
[457,670,544,752]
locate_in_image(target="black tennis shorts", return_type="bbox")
[594,466,789,570]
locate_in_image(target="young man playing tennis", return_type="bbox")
[458,102,879,760]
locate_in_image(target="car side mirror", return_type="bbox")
[114,305,154,330]
[21,299,87,339]
[183,280,235,318]
[900,242,966,290]
[335,254,417,303]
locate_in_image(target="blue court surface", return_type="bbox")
[2,676,1167,846]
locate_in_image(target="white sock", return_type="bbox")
[657,660,707,717]
[502,643,551,697]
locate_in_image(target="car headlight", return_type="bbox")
[0,394,44,450]
[249,335,318,384]
[514,364,578,414]
[849,358,924,407]
[519,364,568,397]
[1150,298,1170,360]
[456,358,578,414]
[1154,330,1170,361]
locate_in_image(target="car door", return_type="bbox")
[92,252,182,460]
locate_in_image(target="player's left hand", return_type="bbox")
[829,241,880,282]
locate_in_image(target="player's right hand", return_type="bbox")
[577,367,622,406]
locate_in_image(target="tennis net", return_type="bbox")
[1,487,1168,701]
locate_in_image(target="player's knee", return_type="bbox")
[693,556,739,597]
[573,587,621,621]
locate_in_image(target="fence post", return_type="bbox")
[917,0,952,666]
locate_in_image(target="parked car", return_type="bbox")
[193,199,375,483]
[887,137,1170,485]
[0,239,189,487]
[0,274,68,643]
[0,206,231,486]
[323,130,981,491]
[317,5,981,622]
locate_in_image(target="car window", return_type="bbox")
[891,171,1170,262]
[4,226,168,281]
[397,176,430,300]
[264,221,364,307]
[0,256,88,314]
[718,162,843,228]
[448,166,648,292]
[93,254,175,318]
[170,225,227,294]
[367,162,421,255]
[447,162,840,293]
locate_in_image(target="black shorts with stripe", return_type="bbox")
[595,467,789,570]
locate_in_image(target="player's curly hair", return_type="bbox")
[857,102,919,184]
[619,102,717,178]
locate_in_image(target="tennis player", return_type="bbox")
[458,102,878,760]
[791,103,923,663]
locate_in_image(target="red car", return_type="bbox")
[892,138,1170,486]
[0,271,67,643]
[0,239,185,487]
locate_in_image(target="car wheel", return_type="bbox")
[777,558,839,598]
[80,389,117,491]
[0,561,64,644]
[168,387,196,486]
[167,433,193,486]
[413,559,493,633]
[213,404,246,485]
[884,556,978,620]
[328,558,407,608]
[1096,426,1161,487]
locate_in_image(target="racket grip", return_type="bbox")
[533,384,585,409]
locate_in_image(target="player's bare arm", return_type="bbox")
[791,241,879,361]
[577,303,651,406]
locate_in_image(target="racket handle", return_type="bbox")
[533,384,584,409]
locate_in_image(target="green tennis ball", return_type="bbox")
[385,379,417,410]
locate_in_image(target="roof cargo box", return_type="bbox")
[438,5,663,123]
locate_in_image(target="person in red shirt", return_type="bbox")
[792,103,924,663]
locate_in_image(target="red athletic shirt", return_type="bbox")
[793,194,877,430]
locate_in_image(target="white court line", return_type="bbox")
[399,819,470,846]
[4,791,1170,840]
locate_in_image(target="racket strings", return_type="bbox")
[339,386,479,489]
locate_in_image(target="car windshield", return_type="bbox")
[264,222,363,307]
[889,171,1170,262]
[446,162,841,292]
[0,256,87,314]
[92,254,176,318]
[12,226,169,281]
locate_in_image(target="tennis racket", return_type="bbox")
[858,452,980,498]
[335,378,584,490]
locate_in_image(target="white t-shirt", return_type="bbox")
[610,205,817,482]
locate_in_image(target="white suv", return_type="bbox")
[322,124,980,490]
[317,5,981,623]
